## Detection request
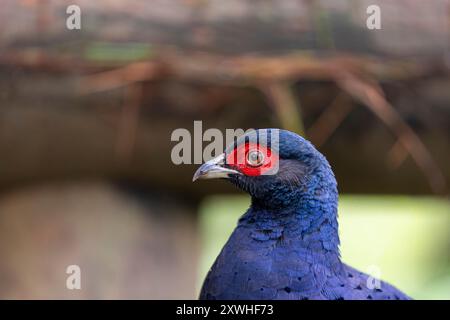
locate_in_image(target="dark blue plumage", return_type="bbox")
[194,129,410,300]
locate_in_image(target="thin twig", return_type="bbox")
[307,92,354,147]
[259,81,305,135]
[79,62,163,93]
[386,139,409,170]
[115,83,143,164]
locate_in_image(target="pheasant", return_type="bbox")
[193,129,410,300]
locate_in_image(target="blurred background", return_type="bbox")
[0,0,449,299]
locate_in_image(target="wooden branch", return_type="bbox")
[0,49,441,89]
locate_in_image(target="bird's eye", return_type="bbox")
[246,150,265,167]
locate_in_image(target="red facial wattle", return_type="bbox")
[225,142,278,176]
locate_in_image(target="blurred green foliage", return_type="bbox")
[84,42,152,63]
[198,195,450,299]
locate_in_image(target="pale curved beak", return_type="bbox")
[192,153,241,182]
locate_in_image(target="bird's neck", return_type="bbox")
[241,179,341,266]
